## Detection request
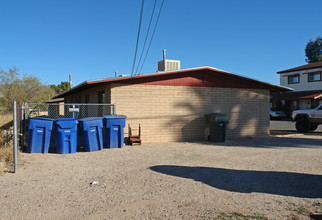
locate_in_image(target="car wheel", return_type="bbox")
[309,123,318,131]
[295,119,310,132]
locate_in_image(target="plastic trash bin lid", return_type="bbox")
[29,117,55,121]
[56,118,78,129]
[103,115,127,119]
[78,117,103,122]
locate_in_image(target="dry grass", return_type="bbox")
[0,113,13,128]
[0,145,14,174]
[0,145,13,162]
[0,146,13,174]
[0,121,14,173]
[0,130,4,146]
[0,113,15,174]
[0,161,5,174]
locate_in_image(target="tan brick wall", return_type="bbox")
[110,83,270,143]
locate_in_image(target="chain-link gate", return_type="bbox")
[19,103,116,151]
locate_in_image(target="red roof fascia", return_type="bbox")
[54,67,291,98]
[86,67,290,91]
[86,67,225,84]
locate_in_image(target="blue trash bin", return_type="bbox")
[28,117,54,153]
[79,117,103,152]
[55,118,78,154]
[103,115,127,148]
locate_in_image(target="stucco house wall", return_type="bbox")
[280,67,322,91]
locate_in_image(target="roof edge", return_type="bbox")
[54,66,291,98]
[277,61,322,74]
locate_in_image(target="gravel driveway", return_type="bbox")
[1,135,321,219]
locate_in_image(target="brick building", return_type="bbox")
[55,66,290,143]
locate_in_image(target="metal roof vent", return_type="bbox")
[158,49,180,72]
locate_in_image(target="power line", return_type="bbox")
[138,0,165,74]
[134,0,157,75]
[131,0,145,77]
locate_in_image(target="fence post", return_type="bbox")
[20,104,24,150]
[13,101,18,173]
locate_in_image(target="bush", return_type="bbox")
[0,67,56,113]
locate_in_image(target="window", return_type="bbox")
[308,71,321,82]
[288,74,299,84]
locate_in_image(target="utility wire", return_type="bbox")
[134,0,157,75]
[131,0,145,77]
[139,0,165,74]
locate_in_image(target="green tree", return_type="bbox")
[0,67,55,112]
[305,36,322,63]
[50,81,70,94]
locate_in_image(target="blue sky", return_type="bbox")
[0,0,321,86]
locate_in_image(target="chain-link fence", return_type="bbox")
[24,103,116,119]
[19,103,116,151]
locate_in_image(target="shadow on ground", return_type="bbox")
[310,214,322,220]
[150,165,322,199]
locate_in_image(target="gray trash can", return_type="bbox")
[205,113,229,142]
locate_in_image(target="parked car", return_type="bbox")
[291,104,322,132]
[270,108,286,119]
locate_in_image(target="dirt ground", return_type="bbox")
[0,134,321,220]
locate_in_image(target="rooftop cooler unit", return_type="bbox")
[157,49,180,72]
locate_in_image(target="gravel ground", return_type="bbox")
[0,134,321,220]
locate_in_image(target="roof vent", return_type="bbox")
[158,49,180,72]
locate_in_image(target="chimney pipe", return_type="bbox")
[115,71,118,78]
[163,49,166,71]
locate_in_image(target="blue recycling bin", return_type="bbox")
[55,118,79,154]
[27,117,54,153]
[103,115,127,148]
[79,117,103,152]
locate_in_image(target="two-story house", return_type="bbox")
[272,61,322,114]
